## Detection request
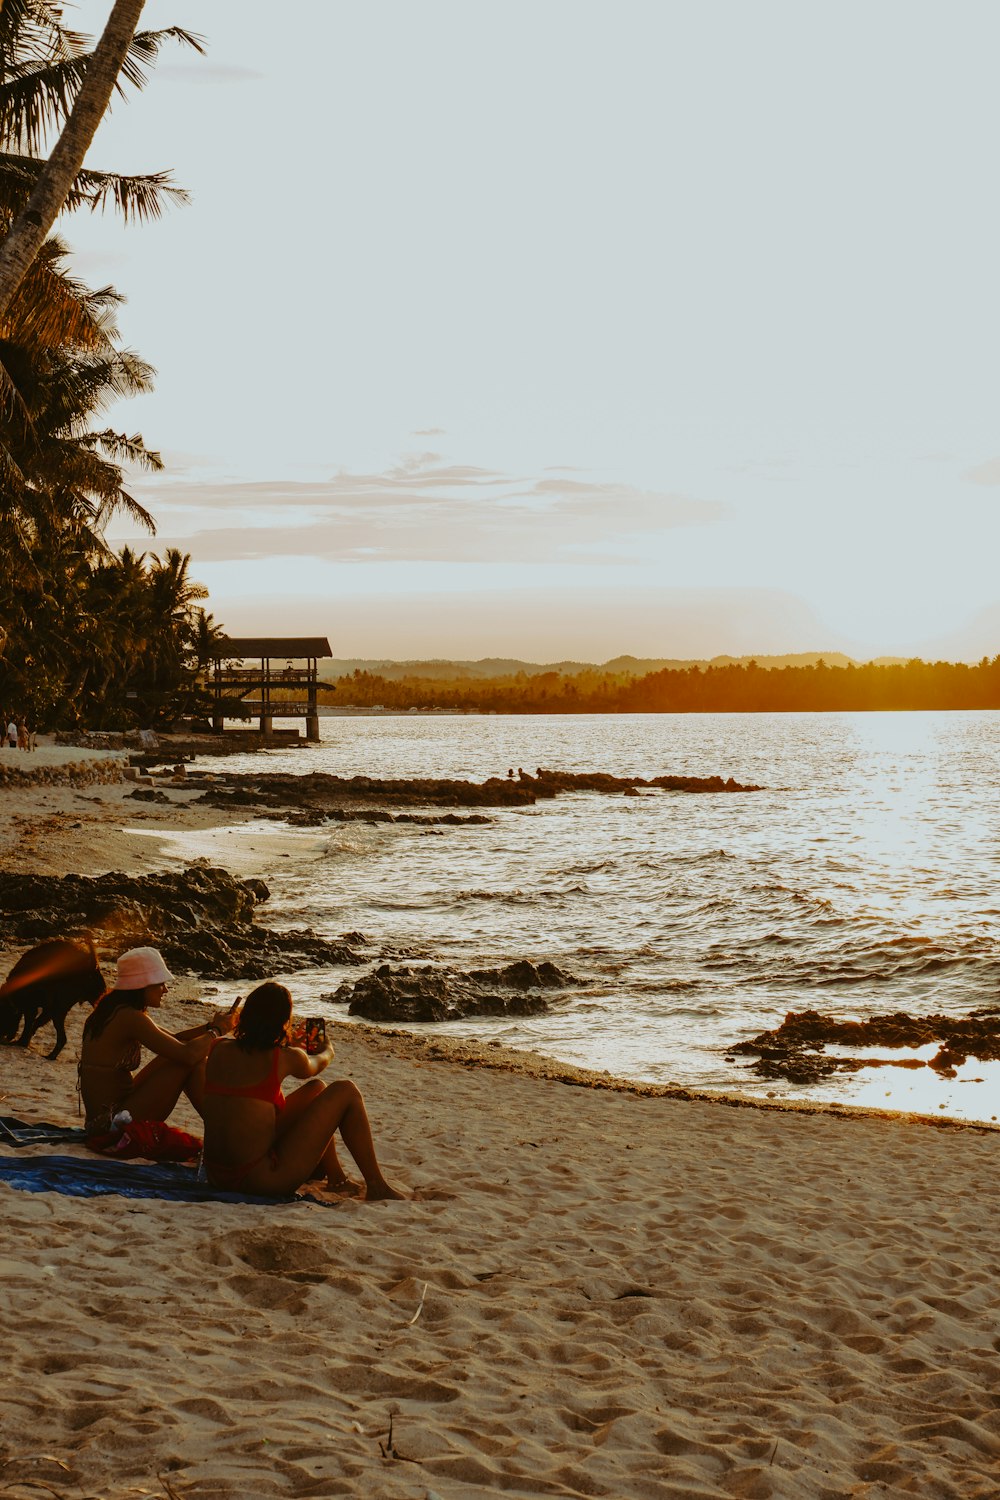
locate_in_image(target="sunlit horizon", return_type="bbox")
[73,0,1000,668]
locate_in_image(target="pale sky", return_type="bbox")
[62,0,1000,662]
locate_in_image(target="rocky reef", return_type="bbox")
[0,866,365,980]
[333,960,582,1023]
[731,1007,1000,1085]
[183,766,763,823]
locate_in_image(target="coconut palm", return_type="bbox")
[0,3,214,727]
[0,1,203,315]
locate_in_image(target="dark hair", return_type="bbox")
[234,982,292,1051]
[83,987,148,1042]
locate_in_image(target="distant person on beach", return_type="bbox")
[78,947,236,1135]
[16,719,27,750]
[6,719,16,749]
[201,981,404,1201]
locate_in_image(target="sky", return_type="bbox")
[61,0,1000,663]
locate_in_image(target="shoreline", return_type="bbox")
[2,751,1000,1495]
[1,748,996,1125]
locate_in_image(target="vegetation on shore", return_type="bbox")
[0,3,218,730]
[329,655,1000,714]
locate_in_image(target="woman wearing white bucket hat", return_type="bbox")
[78,946,237,1134]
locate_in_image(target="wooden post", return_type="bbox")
[260,655,271,735]
[212,656,223,733]
[306,655,320,740]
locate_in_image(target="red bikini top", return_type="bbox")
[204,1043,285,1111]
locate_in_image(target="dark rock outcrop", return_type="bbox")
[467,959,581,990]
[534,769,763,796]
[335,960,582,1023]
[732,1006,1000,1085]
[0,866,365,980]
[187,766,762,822]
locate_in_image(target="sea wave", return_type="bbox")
[453,884,589,905]
[230,710,1000,1110]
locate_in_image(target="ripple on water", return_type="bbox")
[202,710,1000,1116]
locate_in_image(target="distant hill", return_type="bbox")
[328,652,908,682]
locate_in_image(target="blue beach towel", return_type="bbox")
[0,1150,326,1206]
[0,1115,86,1148]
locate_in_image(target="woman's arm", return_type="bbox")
[282,1040,334,1081]
[131,1011,213,1066]
[175,1001,241,1044]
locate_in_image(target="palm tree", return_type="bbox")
[0,4,200,225]
[0,3,215,728]
[0,1,148,315]
[0,2,202,318]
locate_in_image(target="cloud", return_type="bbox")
[155,64,264,83]
[112,452,724,566]
[963,457,1000,485]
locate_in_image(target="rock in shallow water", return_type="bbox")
[189,766,763,820]
[336,960,581,1023]
[731,1006,1000,1084]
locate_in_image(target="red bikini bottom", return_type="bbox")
[204,1146,279,1191]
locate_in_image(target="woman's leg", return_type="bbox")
[245,1079,403,1200]
[125,1054,207,1123]
[277,1080,356,1189]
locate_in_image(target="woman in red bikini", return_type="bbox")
[202,981,404,1200]
[79,947,236,1134]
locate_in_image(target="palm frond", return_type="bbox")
[40,348,156,425]
[103,347,157,397]
[0,152,189,221]
[0,55,89,154]
[0,155,36,211]
[0,26,203,153]
[0,341,35,425]
[0,2,85,73]
[81,167,189,222]
[117,28,207,91]
[0,249,110,350]
[79,428,163,473]
[0,437,27,492]
[95,485,156,533]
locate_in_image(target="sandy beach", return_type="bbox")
[2,753,999,1499]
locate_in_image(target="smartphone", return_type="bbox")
[290,1016,327,1054]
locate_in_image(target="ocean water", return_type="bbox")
[181,711,1000,1121]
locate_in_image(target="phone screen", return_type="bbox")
[290,1017,327,1054]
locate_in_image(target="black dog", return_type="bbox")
[0,938,106,1059]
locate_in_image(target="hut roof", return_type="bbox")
[210,637,332,659]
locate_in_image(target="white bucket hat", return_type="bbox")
[115,947,173,990]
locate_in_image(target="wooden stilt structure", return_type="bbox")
[208,637,333,741]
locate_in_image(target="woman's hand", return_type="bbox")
[211,998,242,1035]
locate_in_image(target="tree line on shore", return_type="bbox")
[0,4,219,730]
[329,656,1000,714]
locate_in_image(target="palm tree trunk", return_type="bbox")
[0,0,147,319]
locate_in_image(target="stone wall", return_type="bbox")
[54,730,156,751]
[0,755,127,789]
